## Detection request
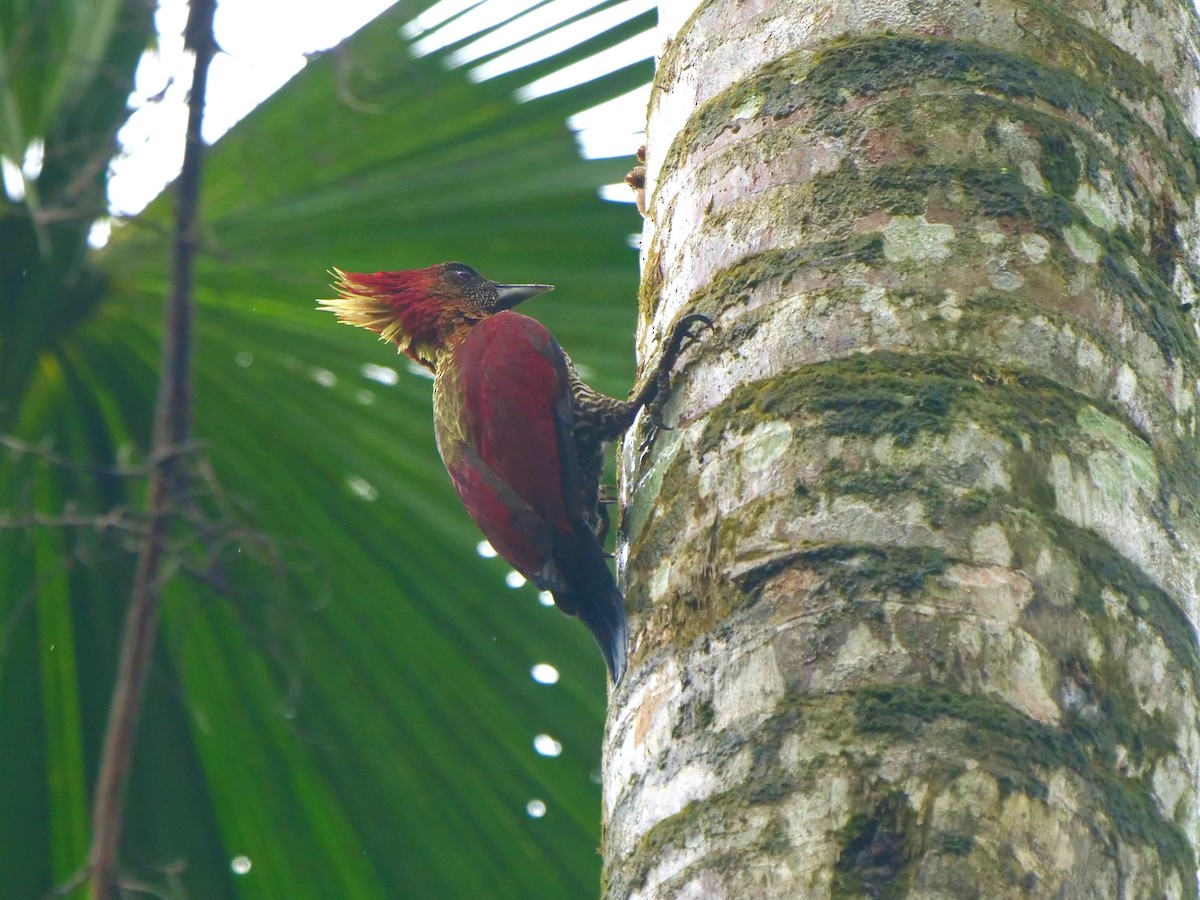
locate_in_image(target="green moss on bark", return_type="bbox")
[700,159,1195,367]
[665,34,1199,194]
[696,352,1131,458]
[833,790,916,899]
[855,686,1195,877]
[735,544,948,600]
[822,464,992,529]
[1038,511,1200,694]
[683,236,886,319]
[938,832,975,857]
[1036,131,1082,198]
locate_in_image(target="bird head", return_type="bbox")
[319,262,553,369]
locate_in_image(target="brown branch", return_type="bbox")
[44,867,88,899]
[86,1,219,897]
[0,505,146,534]
[1,432,203,476]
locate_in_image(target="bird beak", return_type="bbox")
[493,282,553,310]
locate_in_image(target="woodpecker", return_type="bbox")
[319,262,708,683]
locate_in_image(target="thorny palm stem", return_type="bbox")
[86,3,217,897]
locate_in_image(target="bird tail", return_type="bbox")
[544,518,630,684]
[550,541,628,684]
[574,576,629,685]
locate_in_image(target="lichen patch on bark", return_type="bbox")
[612,0,1200,894]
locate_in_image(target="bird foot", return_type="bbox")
[643,313,714,437]
[664,313,713,364]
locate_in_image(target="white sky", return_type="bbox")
[100,0,650,232]
[108,0,399,217]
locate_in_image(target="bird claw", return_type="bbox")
[650,313,714,428]
[638,424,662,457]
[665,313,714,365]
[647,370,673,431]
[638,397,671,455]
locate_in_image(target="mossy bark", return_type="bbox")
[605,0,1200,896]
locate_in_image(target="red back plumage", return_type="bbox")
[455,313,576,532]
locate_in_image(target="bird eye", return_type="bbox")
[444,262,478,281]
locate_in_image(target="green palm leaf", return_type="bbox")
[1,1,653,895]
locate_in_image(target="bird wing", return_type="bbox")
[434,311,585,591]
[442,440,570,591]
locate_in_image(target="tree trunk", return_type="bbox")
[606,0,1200,895]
